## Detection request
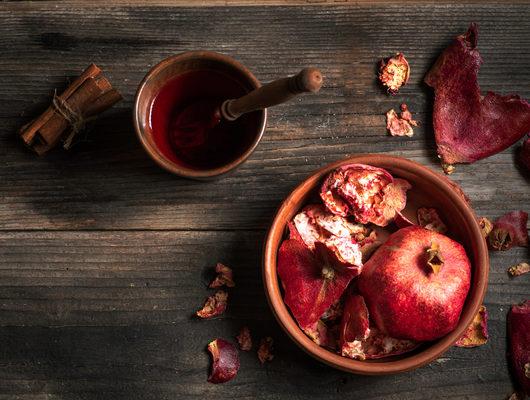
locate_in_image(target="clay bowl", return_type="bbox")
[263,154,489,375]
[134,51,267,179]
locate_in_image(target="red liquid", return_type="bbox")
[150,69,261,170]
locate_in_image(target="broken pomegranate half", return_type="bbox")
[424,23,530,170]
[207,339,240,384]
[320,164,411,227]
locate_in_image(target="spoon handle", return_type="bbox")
[221,68,323,121]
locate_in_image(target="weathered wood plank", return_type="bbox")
[0,3,528,230]
[0,230,526,399]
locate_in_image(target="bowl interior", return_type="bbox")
[263,155,488,375]
[134,52,267,178]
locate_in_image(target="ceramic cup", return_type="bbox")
[134,51,267,179]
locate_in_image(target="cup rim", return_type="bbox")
[133,50,267,179]
[262,154,489,375]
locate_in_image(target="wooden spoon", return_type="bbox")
[171,68,323,148]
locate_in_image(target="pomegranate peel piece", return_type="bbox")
[394,211,415,228]
[417,207,448,234]
[400,103,418,126]
[209,263,235,288]
[236,326,252,351]
[424,23,530,168]
[257,337,274,364]
[378,53,410,94]
[508,263,530,277]
[196,290,228,319]
[488,211,528,251]
[207,339,240,384]
[386,109,414,137]
[508,301,530,395]
[455,305,488,348]
[321,299,344,322]
[303,320,337,350]
[277,239,359,329]
[478,217,493,238]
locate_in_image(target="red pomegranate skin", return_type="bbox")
[358,226,471,341]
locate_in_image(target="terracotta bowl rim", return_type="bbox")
[133,50,268,179]
[262,154,489,375]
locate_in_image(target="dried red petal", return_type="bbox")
[257,337,274,364]
[236,326,252,351]
[424,23,530,168]
[378,53,410,94]
[478,217,493,238]
[207,338,240,384]
[508,301,530,395]
[455,305,488,348]
[196,290,228,319]
[209,263,235,288]
[320,164,411,227]
[386,109,414,137]
[277,239,359,329]
[509,263,530,277]
[488,211,529,251]
[339,293,417,360]
[417,207,448,234]
[520,135,530,171]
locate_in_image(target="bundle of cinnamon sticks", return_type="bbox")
[19,64,122,155]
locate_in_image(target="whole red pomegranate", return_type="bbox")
[358,226,471,341]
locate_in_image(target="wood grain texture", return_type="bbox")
[0,1,529,399]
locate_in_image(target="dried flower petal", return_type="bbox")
[386,109,414,137]
[379,53,410,94]
[277,239,359,329]
[196,290,228,319]
[209,263,235,288]
[520,135,530,171]
[478,217,493,238]
[236,326,252,351]
[424,23,530,168]
[488,211,529,251]
[417,207,448,233]
[257,337,274,364]
[455,305,488,347]
[508,263,530,277]
[207,338,240,384]
[320,164,411,227]
[508,301,530,395]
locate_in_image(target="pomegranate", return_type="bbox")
[358,226,471,341]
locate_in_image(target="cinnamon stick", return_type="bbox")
[19,64,122,155]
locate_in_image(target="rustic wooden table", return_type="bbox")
[0,1,529,399]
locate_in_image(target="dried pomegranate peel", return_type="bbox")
[488,211,528,251]
[508,262,530,277]
[257,337,274,364]
[320,164,411,227]
[209,263,235,288]
[478,217,493,238]
[378,53,410,94]
[236,326,252,351]
[455,305,488,348]
[196,290,228,319]
[207,339,240,384]
[386,104,418,137]
[417,207,448,234]
[424,23,530,170]
[508,301,530,396]
[358,227,471,341]
[277,239,359,329]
